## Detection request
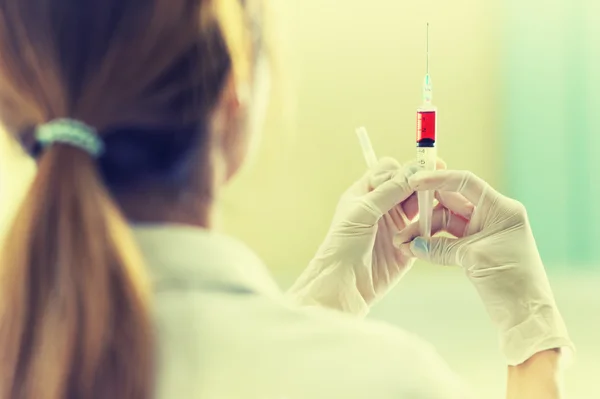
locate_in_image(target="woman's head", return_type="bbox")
[0,0,268,398]
[2,0,269,214]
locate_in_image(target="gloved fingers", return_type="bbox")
[374,157,402,172]
[363,172,414,219]
[371,158,447,219]
[399,158,447,178]
[408,169,500,207]
[368,157,402,189]
[394,203,470,247]
[343,158,399,198]
[394,192,416,221]
[435,191,474,220]
[369,161,415,192]
[434,157,448,171]
[397,235,463,266]
[356,158,452,221]
[368,157,447,191]
[399,159,448,220]
[384,204,409,231]
[438,207,471,238]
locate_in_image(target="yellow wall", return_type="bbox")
[220,0,501,272]
[0,131,34,241]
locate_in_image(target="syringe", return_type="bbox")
[416,23,437,238]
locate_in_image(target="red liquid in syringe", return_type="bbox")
[416,109,437,144]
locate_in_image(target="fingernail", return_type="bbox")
[411,237,429,255]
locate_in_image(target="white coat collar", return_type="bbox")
[132,224,282,298]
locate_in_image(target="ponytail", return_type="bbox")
[0,0,262,396]
[0,145,154,398]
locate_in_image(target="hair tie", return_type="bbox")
[36,119,104,157]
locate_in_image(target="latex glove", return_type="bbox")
[394,169,574,366]
[286,158,450,317]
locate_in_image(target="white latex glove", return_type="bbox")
[286,158,458,317]
[394,169,574,366]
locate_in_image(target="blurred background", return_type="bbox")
[1,0,599,397]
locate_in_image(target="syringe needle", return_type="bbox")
[426,22,429,75]
[423,22,433,105]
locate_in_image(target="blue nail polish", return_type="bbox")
[412,237,429,255]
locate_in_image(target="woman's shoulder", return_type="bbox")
[153,291,471,399]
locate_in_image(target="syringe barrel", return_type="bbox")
[416,106,437,144]
[416,146,437,170]
[416,146,437,238]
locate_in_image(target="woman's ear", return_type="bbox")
[218,73,243,120]
[210,73,251,182]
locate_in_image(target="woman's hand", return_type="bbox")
[286,157,458,316]
[394,169,574,366]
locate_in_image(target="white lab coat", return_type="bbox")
[134,225,473,399]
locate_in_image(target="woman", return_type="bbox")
[0,0,572,398]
